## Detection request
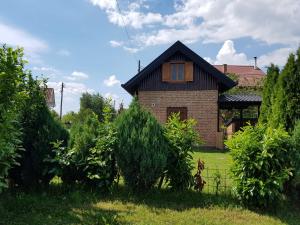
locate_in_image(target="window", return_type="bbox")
[162,62,193,82]
[167,107,187,121]
[170,63,185,81]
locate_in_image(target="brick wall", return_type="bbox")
[138,90,219,147]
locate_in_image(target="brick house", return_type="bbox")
[122,41,261,149]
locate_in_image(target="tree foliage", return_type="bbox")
[164,113,202,190]
[80,93,115,122]
[225,73,263,96]
[0,46,24,192]
[0,45,69,189]
[115,98,168,191]
[264,49,300,131]
[259,64,280,124]
[226,125,298,208]
[9,76,69,186]
[52,105,117,190]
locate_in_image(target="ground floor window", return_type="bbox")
[166,107,187,121]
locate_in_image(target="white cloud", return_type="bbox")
[110,40,123,47]
[89,0,116,10]
[30,66,60,79]
[160,0,300,46]
[203,57,213,64]
[123,46,140,53]
[207,40,294,68]
[136,26,201,47]
[104,75,120,87]
[0,21,48,63]
[215,40,249,65]
[258,47,293,68]
[65,71,89,81]
[91,0,300,50]
[47,81,95,114]
[104,92,122,108]
[89,0,162,29]
[32,66,58,73]
[57,49,71,56]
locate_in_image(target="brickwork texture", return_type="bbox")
[138,90,219,147]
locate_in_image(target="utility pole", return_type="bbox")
[138,60,141,73]
[59,82,64,120]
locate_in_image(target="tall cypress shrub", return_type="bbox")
[270,52,300,131]
[259,64,280,124]
[115,98,168,191]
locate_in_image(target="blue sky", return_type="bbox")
[1,0,299,114]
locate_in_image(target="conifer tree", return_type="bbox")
[270,50,300,131]
[115,98,168,190]
[259,64,280,124]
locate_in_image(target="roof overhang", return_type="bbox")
[219,94,262,109]
[122,41,236,95]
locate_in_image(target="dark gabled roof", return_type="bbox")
[219,94,262,109]
[122,41,236,95]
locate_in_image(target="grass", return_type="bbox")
[1,150,299,225]
[192,149,232,171]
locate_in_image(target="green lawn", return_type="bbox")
[1,150,299,225]
[192,149,232,171]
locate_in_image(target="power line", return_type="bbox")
[115,0,140,69]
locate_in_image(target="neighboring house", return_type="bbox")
[122,41,261,149]
[214,63,265,87]
[44,88,55,108]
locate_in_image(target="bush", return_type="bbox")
[1,45,69,189]
[0,46,25,192]
[226,125,297,208]
[115,98,168,191]
[0,111,22,192]
[164,113,202,190]
[52,106,117,190]
[291,121,300,198]
[9,77,69,187]
[291,121,300,172]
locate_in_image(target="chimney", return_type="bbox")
[254,57,257,69]
[223,64,227,74]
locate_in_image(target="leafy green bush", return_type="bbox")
[0,111,22,192]
[115,98,168,191]
[9,76,69,186]
[291,121,300,171]
[80,93,116,122]
[1,45,69,189]
[164,113,202,190]
[0,46,25,192]
[226,125,297,208]
[52,106,117,190]
[291,121,300,198]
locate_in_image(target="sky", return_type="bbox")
[0,0,299,114]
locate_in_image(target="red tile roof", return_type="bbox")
[214,65,265,87]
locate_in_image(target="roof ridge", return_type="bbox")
[214,64,256,67]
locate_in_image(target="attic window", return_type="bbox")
[162,61,193,82]
[171,63,185,81]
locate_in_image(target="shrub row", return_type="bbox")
[0,46,69,191]
[55,98,201,191]
[226,125,300,208]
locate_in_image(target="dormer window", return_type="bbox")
[162,61,193,82]
[171,63,185,81]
